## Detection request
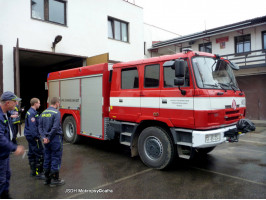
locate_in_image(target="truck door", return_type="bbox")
[140,64,160,119]
[110,67,141,122]
[160,60,194,129]
[81,76,103,137]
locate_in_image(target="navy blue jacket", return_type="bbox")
[10,105,20,124]
[38,107,63,141]
[24,107,40,139]
[0,106,17,159]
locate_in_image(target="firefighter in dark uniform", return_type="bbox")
[24,98,45,179]
[0,91,24,198]
[38,97,65,187]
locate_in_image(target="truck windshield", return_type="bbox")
[192,57,239,90]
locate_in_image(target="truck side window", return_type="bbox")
[144,64,160,88]
[164,63,190,87]
[121,67,139,89]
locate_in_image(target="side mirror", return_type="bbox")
[174,60,186,95]
[174,60,186,86]
[175,60,186,77]
[163,59,187,95]
[174,77,184,86]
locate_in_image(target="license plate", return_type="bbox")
[205,133,221,143]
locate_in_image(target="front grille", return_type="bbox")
[225,116,239,121]
[226,110,239,115]
[225,109,240,121]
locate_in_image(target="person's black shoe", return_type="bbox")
[43,169,51,185]
[44,179,51,185]
[30,162,36,177]
[36,172,45,180]
[50,178,65,187]
[49,172,65,187]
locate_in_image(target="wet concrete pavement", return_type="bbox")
[9,127,266,199]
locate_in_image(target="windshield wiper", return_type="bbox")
[229,83,239,92]
[218,83,229,92]
[219,82,239,92]
[204,83,220,88]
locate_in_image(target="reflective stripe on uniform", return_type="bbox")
[42,110,58,114]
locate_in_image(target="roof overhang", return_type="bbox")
[149,15,266,51]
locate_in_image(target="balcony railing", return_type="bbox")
[221,49,266,69]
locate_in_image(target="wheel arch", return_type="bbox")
[131,120,174,157]
[61,109,81,135]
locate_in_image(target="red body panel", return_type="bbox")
[109,51,246,130]
[48,51,246,140]
[48,63,110,140]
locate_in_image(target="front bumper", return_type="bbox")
[192,125,236,148]
[174,125,237,148]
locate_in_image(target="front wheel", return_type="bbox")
[63,116,80,143]
[138,127,174,169]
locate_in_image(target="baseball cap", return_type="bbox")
[0,91,22,101]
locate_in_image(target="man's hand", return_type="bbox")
[14,145,25,156]
[11,114,19,118]
[43,138,50,144]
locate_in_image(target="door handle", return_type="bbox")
[119,99,123,103]
[162,99,167,104]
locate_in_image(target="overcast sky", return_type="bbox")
[133,0,266,36]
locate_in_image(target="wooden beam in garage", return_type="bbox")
[86,53,109,66]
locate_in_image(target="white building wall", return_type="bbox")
[0,0,144,91]
[156,25,266,57]
[106,1,144,62]
[144,23,180,58]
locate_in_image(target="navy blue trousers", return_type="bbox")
[43,135,63,172]
[0,157,11,196]
[25,136,44,165]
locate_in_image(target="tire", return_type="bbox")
[138,127,174,170]
[63,116,80,143]
[195,146,216,155]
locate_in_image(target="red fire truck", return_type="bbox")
[47,49,248,169]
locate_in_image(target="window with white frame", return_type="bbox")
[31,0,67,25]
[235,34,251,54]
[199,42,212,53]
[108,17,129,42]
[262,31,266,51]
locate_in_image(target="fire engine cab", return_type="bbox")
[47,49,248,169]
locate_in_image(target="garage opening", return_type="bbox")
[19,49,85,117]
[237,74,266,120]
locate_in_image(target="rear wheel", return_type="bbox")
[63,116,80,143]
[138,127,174,169]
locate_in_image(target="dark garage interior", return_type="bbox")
[237,74,266,120]
[19,49,85,119]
